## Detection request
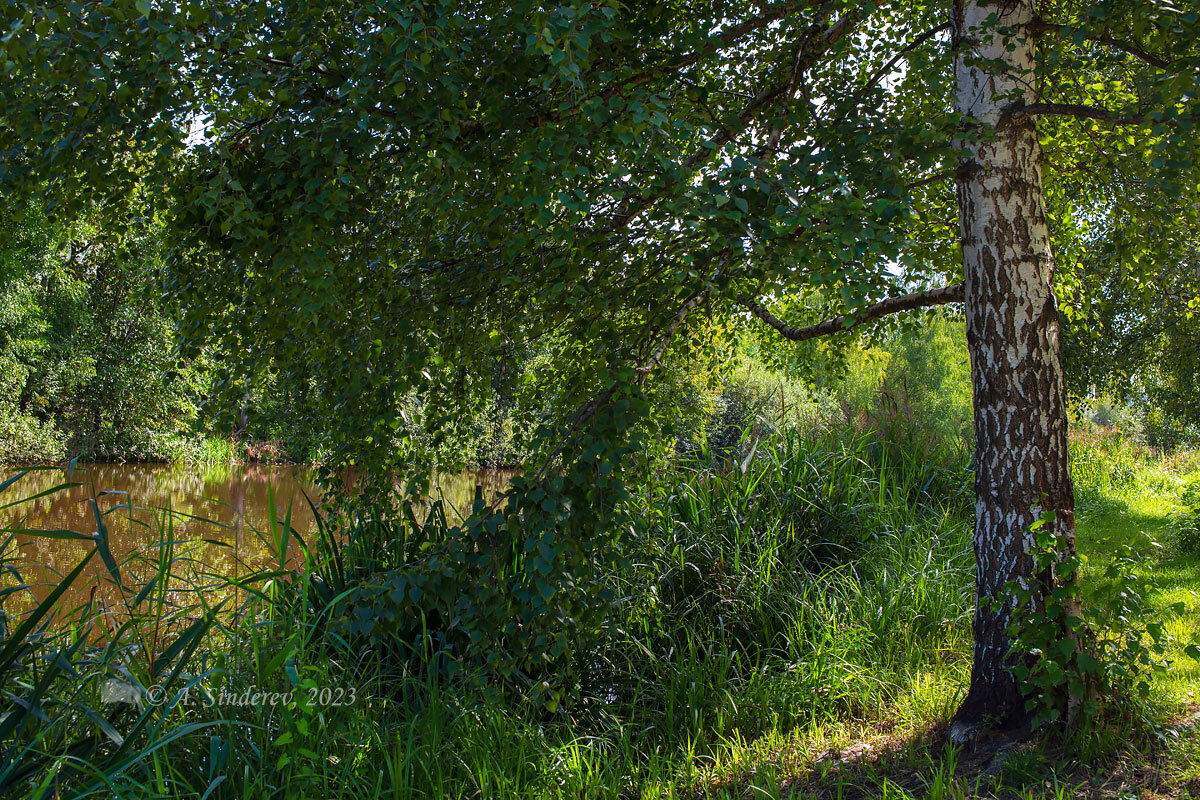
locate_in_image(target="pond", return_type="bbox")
[0,462,515,620]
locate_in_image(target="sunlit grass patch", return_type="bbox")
[1075,484,1200,708]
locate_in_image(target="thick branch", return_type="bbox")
[1005,101,1147,127]
[739,283,964,342]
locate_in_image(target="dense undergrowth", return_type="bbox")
[2,411,1198,798]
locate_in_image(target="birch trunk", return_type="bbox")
[949,0,1078,741]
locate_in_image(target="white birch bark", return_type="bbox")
[949,0,1078,741]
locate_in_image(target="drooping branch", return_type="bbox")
[603,0,825,97]
[738,283,964,342]
[635,250,732,377]
[605,7,859,232]
[455,0,826,137]
[533,249,731,479]
[244,2,827,141]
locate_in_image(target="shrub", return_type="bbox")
[674,358,813,464]
[1177,510,1200,556]
[1174,479,1200,556]
[0,404,65,463]
[1143,407,1200,452]
[0,353,66,462]
[1006,521,1196,742]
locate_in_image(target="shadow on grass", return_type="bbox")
[1075,492,1200,708]
[693,712,1200,800]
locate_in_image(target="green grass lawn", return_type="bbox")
[1076,488,1200,709]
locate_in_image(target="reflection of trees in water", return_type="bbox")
[2,463,322,614]
[4,462,321,537]
[230,470,245,567]
[2,464,517,617]
[430,469,519,520]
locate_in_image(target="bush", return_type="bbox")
[1177,510,1200,556]
[1174,479,1200,556]
[0,354,65,462]
[0,405,65,463]
[1143,407,1200,452]
[674,358,812,464]
[1007,523,1187,739]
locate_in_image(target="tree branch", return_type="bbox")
[607,0,823,96]
[532,249,731,479]
[457,0,825,137]
[739,283,964,342]
[605,6,858,232]
[857,21,952,100]
[1029,20,1174,70]
[1004,102,1146,127]
[905,169,955,190]
[635,250,732,377]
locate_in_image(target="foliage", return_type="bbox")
[1142,404,1200,452]
[680,312,972,479]
[0,202,224,463]
[4,0,1200,759]
[0,0,1056,475]
[0,411,977,797]
[878,315,972,444]
[1173,478,1200,555]
[0,369,66,463]
[3,0,1194,481]
[0,200,348,465]
[1057,156,1200,451]
[302,383,654,706]
[677,358,808,462]
[4,420,1199,797]
[1005,520,1194,736]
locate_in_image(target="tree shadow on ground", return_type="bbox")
[691,710,1200,800]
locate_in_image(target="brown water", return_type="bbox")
[0,462,514,620]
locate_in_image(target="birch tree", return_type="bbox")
[947,0,1077,738]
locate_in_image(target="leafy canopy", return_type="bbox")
[3,1,1196,477]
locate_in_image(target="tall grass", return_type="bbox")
[0,467,229,796]
[593,425,974,747]
[0,413,1079,799]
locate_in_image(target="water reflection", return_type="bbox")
[1,463,515,620]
